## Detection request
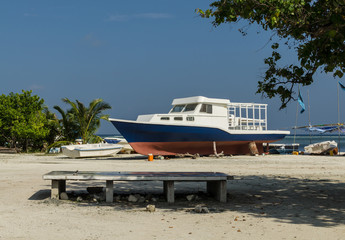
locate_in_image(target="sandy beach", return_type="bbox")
[1,153,345,240]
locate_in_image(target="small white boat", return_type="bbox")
[61,143,123,158]
[304,141,338,154]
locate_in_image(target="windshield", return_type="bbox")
[171,105,185,112]
[183,104,197,112]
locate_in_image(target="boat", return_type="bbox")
[103,137,121,144]
[263,143,300,154]
[103,137,135,154]
[61,143,123,158]
[109,96,290,156]
[304,140,338,154]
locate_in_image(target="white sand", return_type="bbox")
[1,153,345,240]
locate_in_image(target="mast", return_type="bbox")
[293,86,300,151]
[308,90,311,144]
[337,82,341,154]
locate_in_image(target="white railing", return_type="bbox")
[228,102,267,131]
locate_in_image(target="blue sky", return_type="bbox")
[1,1,341,134]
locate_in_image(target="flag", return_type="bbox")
[339,81,345,91]
[298,90,305,113]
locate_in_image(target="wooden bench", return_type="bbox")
[43,171,233,203]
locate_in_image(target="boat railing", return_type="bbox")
[228,102,268,131]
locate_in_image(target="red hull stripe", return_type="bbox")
[130,141,269,156]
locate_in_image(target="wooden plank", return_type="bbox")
[43,171,230,181]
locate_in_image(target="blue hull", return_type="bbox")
[111,120,286,143]
[110,120,287,155]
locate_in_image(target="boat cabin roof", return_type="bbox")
[172,96,230,106]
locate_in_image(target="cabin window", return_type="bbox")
[160,117,170,121]
[171,105,185,112]
[174,117,183,121]
[200,104,212,114]
[186,116,195,121]
[183,104,197,112]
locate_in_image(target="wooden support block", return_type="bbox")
[51,180,66,199]
[249,142,259,155]
[106,180,114,203]
[163,181,175,203]
[207,180,227,203]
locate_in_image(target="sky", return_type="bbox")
[1,1,342,134]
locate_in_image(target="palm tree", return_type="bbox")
[61,98,111,144]
[53,105,79,142]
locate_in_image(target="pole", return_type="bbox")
[308,90,311,144]
[293,87,299,152]
[337,82,341,154]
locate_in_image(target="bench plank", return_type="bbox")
[43,171,229,181]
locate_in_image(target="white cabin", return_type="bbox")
[136,96,268,131]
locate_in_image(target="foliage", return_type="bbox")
[42,107,60,147]
[54,98,111,144]
[0,90,53,152]
[197,0,345,108]
[53,105,79,142]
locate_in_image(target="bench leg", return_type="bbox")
[106,180,114,203]
[207,180,227,203]
[163,181,175,203]
[51,180,66,199]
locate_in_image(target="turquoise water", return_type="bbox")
[98,134,345,152]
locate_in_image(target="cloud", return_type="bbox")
[106,13,172,22]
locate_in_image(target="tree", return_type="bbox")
[0,90,51,151]
[41,107,61,148]
[53,105,79,142]
[197,0,345,108]
[55,98,111,144]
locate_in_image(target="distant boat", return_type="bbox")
[61,143,122,158]
[264,143,300,154]
[304,141,338,154]
[103,137,121,144]
[109,96,289,156]
[103,137,135,154]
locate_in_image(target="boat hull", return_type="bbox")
[130,141,265,155]
[61,144,123,158]
[110,119,288,156]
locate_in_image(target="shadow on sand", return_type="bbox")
[31,175,345,227]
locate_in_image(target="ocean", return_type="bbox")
[99,134,345,152]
